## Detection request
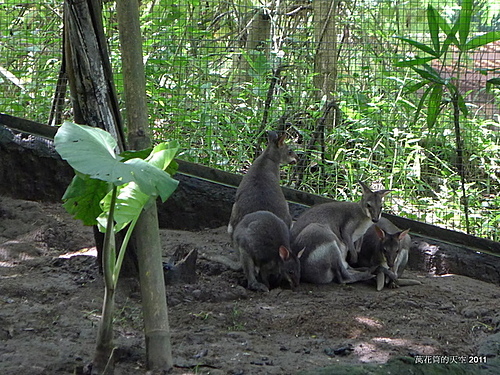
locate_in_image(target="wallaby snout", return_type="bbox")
[285,149,298,165]
[359,181,391,223]
[358,217,413,291]
[272,131,298,166]
[280,245,303,290]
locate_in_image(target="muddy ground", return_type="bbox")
[1,195,500,375]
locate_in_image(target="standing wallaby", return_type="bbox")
[357,217,419,290]
[291,222,374,284]
[228,131,297,237]
[291,181,391,265]
[232,211,302,292]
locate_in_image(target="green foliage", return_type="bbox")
[55,121,179,229]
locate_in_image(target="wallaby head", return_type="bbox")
[278,245,303,290]
[359,181,392,223]
[374,226,410,268]
[266,131,298,165]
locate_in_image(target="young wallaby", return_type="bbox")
[228,131,297,237]
[357,217,420,290]
[232,210,302,292]
[290,181,391,265]
[291,223,374,284]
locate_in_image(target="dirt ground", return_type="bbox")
[1,195,500,375]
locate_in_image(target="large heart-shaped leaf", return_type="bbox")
[55,121,178,199]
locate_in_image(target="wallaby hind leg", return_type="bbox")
[239,248,269,292]
[342,268,375,284]
[338,257,375,284]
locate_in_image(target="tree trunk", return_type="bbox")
[116,0,173,371]
[64,0,127,372]
[232,8,271,84]
[64,0,126,148]
[313,0,340,100]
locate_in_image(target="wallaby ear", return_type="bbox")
[378,189,392,198]
[277,132,287,147]
[399,229,410,240]
[359,180,372,193]
[279,245,290,261]
[297,248,305,259]
[267,130,279,145]
[374,225,386,240]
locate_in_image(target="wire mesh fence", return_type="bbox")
[1,0,499,241]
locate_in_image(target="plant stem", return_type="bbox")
[94,185,118,374]
[452,91,470,233]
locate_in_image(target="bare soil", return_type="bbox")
[1,196,499,375]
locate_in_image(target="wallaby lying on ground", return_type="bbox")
[228,131,297,237]
[232,210,302,292]
[291,181,391,265]
[291,222,374,284]
[357,217,421,290]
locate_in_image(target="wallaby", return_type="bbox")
[291,223,374,284]
[291,181,391,265]
[232,210,303,292]
[357,217,420,290]
[228,131,297,237]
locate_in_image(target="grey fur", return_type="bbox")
[233,211,301,292]
[228,131,297,237]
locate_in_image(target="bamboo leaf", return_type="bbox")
[458,0,473,47]
[435,9,460,48]
[411,65,445,84]
[455,91,469,117]
[487,78,500,86]
[464,31,500,51]
[394,36,439,57]
[442,21,461,53]
[394,57,436,67]
[427,84,443,128]
[405,80,429,94]
[427,5,440,56]
[413,85,432,124]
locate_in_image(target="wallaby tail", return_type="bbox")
[395,278,422,286]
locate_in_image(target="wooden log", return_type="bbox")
[1,119,500,286]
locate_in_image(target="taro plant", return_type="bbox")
[54,121,179,374]
[394,0,500,233]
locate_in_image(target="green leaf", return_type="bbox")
[394,36,439,57]
[441,21,461,53]
[458,0,473,47]
[405,80,429,94]
[146,141,179,172]
[427,84,443,127]
[456,91,469,117]
[62,173,111,226]
[120,148,153,161]
[464,31,500,51]
[487,78,500,86]
[97,182,149,232]
[394,57,436,67]
[55,122,123,184]
[55,121,178,200]
[413,85,432,124]
[427,5,440,56]
[411,65,445,84]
